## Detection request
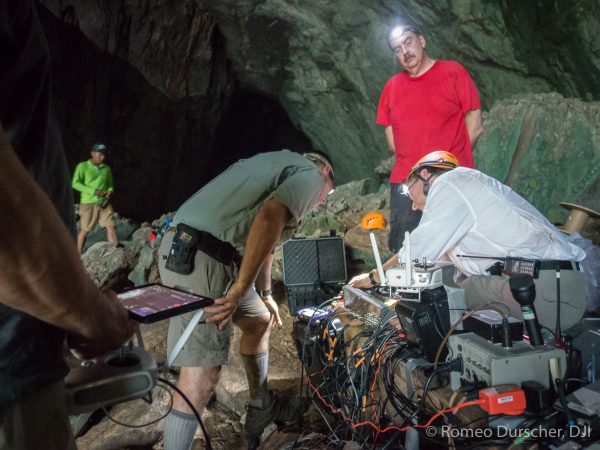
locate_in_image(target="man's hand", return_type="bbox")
[465,109,483,147]
[262,294,283,327]
[205,283,244,330]
[384,126,396,152]
[94,189,108,198]
[68,290,138,359]
[348,272,373,289]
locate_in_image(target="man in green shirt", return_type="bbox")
[72,143,117,254]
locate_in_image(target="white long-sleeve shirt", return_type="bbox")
[399,167,585,276]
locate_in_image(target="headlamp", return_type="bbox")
[401,183,411,197]
[387,25,421,45]
[389,26,405,42]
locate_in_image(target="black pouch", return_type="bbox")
[485,261,504,276]
[165,223,201,275]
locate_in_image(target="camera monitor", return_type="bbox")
[118,284,213,324]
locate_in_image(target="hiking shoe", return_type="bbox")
[243,433,260,450]
[243,391,301,435]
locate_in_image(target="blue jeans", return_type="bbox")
[389,183,422,253]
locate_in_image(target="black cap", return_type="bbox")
[90,143,107,153]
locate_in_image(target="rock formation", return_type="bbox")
[476,93,600,222]
[36,0,600,223]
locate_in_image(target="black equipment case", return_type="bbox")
[282,236,347,314]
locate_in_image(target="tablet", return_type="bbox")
[118,284,214,323]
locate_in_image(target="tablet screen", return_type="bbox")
[118,284,213,323]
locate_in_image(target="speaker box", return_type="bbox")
[282,236,346,313]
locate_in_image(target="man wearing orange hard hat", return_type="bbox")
[351,150,587,332]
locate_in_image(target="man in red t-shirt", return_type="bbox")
[377,24,483,252]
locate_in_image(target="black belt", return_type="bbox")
[169,227,241,266]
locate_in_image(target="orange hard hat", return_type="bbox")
[408,151,460,179]
[360,212,386,230]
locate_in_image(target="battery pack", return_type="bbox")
[464,311,523,343]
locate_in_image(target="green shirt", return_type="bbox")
[71,159,114,205]
[174,150,324,254]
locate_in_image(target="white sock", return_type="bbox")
[242,352,270,408]
[163,410,197,450]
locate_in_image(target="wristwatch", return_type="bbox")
[258,289,272,298]
[368,270,377,286]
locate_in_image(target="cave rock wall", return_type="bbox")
[39,0,600,219]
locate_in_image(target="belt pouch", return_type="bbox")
[165,223,201,275]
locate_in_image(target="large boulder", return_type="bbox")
[475,93,600,222]
[82,241,141,290]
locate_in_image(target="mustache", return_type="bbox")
[403,53,415,60]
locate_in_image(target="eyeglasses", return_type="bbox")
[401,178,418,198]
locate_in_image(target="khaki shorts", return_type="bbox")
[0,380,76,450]
[158,230,269,367]
[459,267,586,331]
[79,203,115,232]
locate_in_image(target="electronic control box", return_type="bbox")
[449,332,566,390]
[385,260,450,294]
[65,347,157,414]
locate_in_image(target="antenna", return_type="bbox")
[369,232,387,285]
[404,231,411,284]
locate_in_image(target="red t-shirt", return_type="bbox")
[377,60,481,183]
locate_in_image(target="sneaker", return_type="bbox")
[243,391,300,435]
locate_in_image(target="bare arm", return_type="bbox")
[348,253,399,288]
[0,123,136,357]
[205,198,292,329]
[255,252,283,326]
[465,109,483,147]
[384,126,396,152]
[254,253,274,293]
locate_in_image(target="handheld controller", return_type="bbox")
[65,331,157,415]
